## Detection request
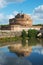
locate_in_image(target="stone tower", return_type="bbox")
[9,13,32,30]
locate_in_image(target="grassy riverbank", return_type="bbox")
[0,36,22,47]
[0,36,21,43]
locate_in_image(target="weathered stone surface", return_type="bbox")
[9,13,32,30]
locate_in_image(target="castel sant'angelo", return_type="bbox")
[1,13,42,31]
[9,13,32,27]
[9,13,32,31]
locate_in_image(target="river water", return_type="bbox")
[0,38,43,65]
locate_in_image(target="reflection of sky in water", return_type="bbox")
[25,46,43,65]
[32,46,43,55]
[0,46,32,65]
[0,46,43,65]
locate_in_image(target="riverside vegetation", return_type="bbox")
[0,29,43,47]
[21,29,40,39]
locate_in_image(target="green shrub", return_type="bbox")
[21,30,27,39]
[28,29,38,38]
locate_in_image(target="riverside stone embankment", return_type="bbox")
[0,30,21,38]
[0,26,43,38]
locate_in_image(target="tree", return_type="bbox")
[21,30,27,39]
[28,29,38,38]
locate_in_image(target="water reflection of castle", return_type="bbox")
[8,43,32,57]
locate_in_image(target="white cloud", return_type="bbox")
[0,0,6,8]
[32,5,43,24]
[0,13,6,22]
[32,5,43,20]
[0,0,25,8]
[0,11,18,24]
[0,13,9,24]
[7,11,18,19]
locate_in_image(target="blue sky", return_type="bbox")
[0,0,43,25]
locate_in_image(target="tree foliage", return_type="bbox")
[28,29,38,38]
[21,30,27,39]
